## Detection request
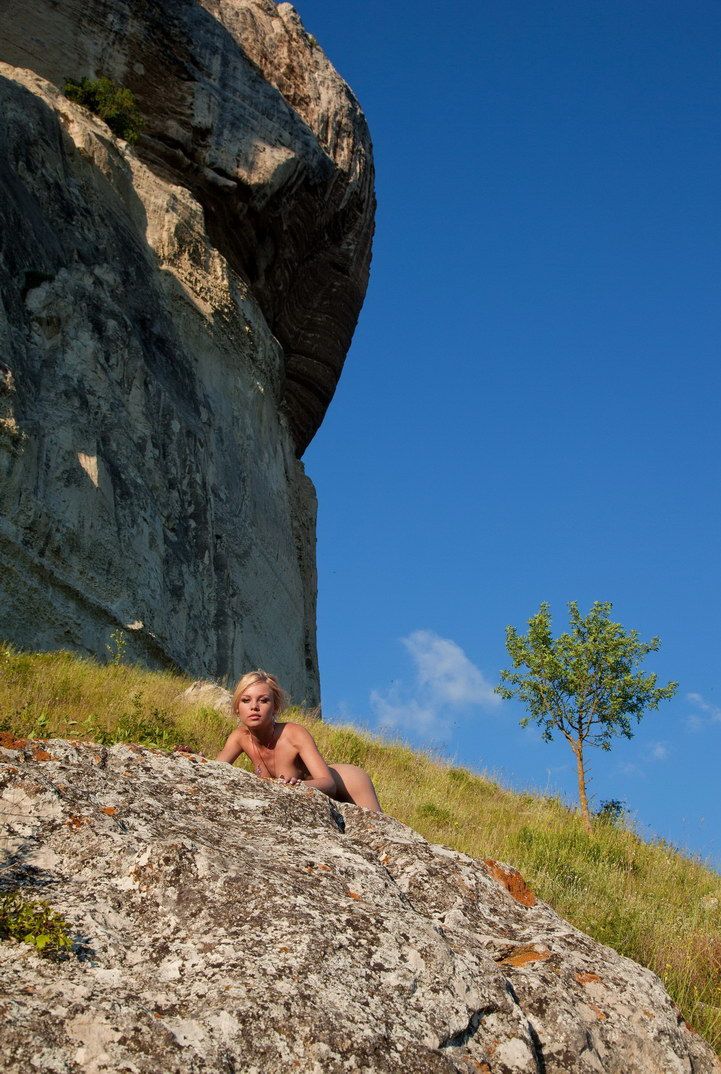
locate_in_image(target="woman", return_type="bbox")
[217,670,382,812]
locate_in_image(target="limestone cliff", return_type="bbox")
[0,1,375,701]
[1,737,719,1073]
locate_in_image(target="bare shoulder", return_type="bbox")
[217,725,247,762]
[282,722,317,745]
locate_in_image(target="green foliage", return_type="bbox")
[0,682,196,754]
[416,801,454,826]
[63,76,143,143]
[497,601,677,828]
[29,709,51,738]
[497,601,677,747]
[106,628,128,666]
[596,798,628,825]
[447,767,472,786]
[0,891,73,959]
[325,726,369,766]
[56,692,194,751]
[512,824,638,877]
[84,693,192,749]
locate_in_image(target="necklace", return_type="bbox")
[248,721,278,779]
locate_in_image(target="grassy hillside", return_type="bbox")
[1,642,720,1054]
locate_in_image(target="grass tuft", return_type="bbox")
[0,640,720,1054]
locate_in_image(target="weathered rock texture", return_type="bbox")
[1,737,718,1074]
[179,680,234,713]
[0,1,374,701]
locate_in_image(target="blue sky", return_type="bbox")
[295,1,721,868]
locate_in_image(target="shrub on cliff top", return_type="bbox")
[63,76,143,143]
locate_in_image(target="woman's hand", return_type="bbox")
[275,775,302,786]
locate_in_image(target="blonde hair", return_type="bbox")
[231,670,286,717]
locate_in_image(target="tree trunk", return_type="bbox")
[574,741,592,834]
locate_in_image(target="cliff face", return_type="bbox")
[2,737,719,1074]
[0,1,375,701]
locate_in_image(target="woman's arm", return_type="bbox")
[289,725,336,796]
[216,728,245,764]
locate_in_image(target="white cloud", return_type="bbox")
[687,692,721,724]
[370,630,499,744]
[370,690,442,738]
[616,740,668,781]
[402,630,500,707]
[619,761,645,779]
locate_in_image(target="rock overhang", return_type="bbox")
[0,0,375,455]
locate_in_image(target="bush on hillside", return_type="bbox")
[63,76,143,143]
[595,799,628,826]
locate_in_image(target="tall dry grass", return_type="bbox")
[1,642,720,1054]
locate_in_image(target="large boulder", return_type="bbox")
[0,1,375,702]
[1,737,718,1073]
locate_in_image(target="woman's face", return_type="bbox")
[236,681,276,730]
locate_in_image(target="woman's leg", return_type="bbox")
[329,764,382,812]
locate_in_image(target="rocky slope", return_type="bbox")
[1,736,718,1074]
[0,1,375,701]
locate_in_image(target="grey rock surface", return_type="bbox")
[1,737,718,1074]
[0,0,375,701]
[179,680,234,712]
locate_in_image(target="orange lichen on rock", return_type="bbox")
[0,732,28,751]
[498,945,551,967]
[66,814,90,829]
[32,748,54,762]
[100,806,118,816]
[576,970,603,985]
[483,859,537,906]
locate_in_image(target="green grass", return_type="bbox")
[1,641,720,1053]
[0,644,232,752]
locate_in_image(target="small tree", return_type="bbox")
[63,76,143,143]
[496,601,677,833]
